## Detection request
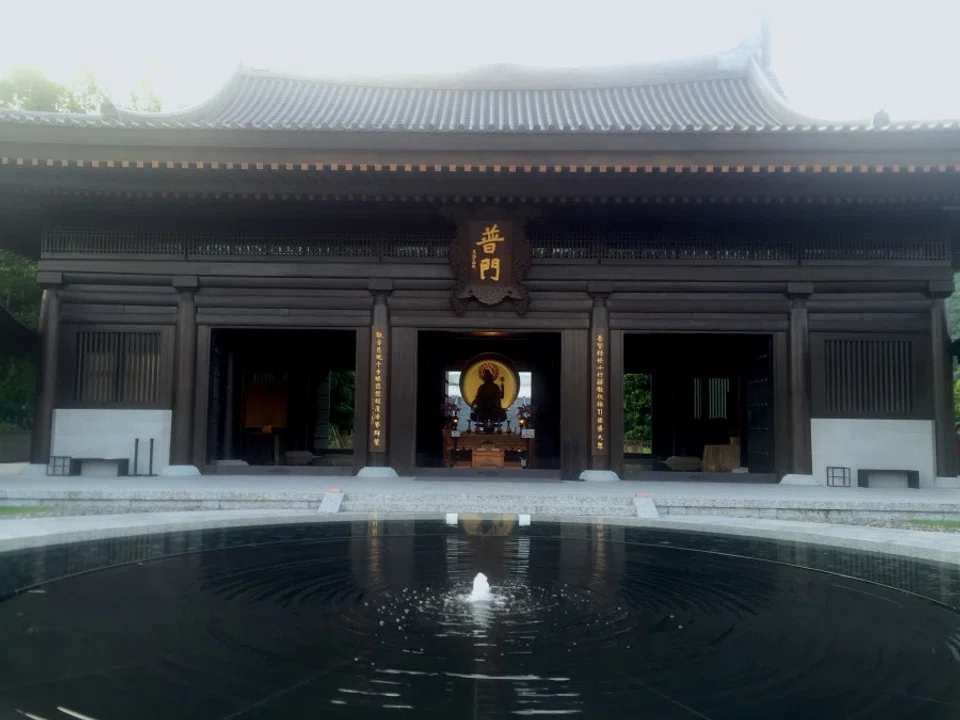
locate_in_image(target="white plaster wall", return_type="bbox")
[811,418,936,488]
[51,409,172,475]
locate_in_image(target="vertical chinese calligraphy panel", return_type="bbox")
[368,327,387,453]
[592,330,608,456]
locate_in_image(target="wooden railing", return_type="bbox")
[40,226,951,266]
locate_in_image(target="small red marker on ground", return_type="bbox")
[326,487,343,494]
[635,492,649,498]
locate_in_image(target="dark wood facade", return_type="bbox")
[2,45,959,481]
[0,188,953,479]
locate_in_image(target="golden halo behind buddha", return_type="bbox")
[459,355,520,409]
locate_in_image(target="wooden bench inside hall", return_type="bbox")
[857,468,920,489]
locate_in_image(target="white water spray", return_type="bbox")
[467,573,493,603]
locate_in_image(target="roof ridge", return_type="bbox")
[235,36,764,93]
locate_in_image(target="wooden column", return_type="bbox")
[772,331,791,479]
[352,327,371,470]
[223,351,236,459]
[787,283,812,475]
[30,277,62,466]
[368,280,393,467]
[609,329,626,478]
[589,288,612,470]
[928,280,956,478]
[560,328,590,480]
[170,277,198,466]
[389,327,418,475]
[191,324,211,469]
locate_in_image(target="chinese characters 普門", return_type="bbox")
[476,224,505,282]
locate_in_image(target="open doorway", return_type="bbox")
[416,331,561,475]
[621,333,777,482]
[206,329,356,473]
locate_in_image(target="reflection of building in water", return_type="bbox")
[349,518,415,590]
[448,515,529,586]
[555,522,625,595]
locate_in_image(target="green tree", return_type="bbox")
[0,250,42,327]
[329,370,356,433]
[955,377,960,424]
[0,67,102,112]
[623,373,652,452]
[128,78,163,112]
[0,66,162,114]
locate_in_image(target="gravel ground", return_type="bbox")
[823,519,960,533]
[0,506,166,519]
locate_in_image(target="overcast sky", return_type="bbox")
[2,0,956,121]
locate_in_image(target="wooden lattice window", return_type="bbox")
[75,331,162,405]
[693,377,729,420]
[822,338,914,416]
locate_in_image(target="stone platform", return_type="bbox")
[2,474,960,522]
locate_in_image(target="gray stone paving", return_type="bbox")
[2,471,960,561]
[2,474,960,519]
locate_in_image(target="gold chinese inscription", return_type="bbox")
[475,224,505,283]
[371,329,386,450]
[594,332,605,453]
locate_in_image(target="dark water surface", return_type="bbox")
[2,519,960,719]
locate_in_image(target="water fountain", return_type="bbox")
[466,572,493,603]
[3,520,960,718]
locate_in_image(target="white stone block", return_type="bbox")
[518,514,531,526]
[356,466,399,478]
[780,474,820,486]
[935,477,960,489]
[579,470,620,482]
[318,491,343,514]
[445,513,458,525]
[160,465,201,477]
[634,495,660,519]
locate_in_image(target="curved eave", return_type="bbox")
[3,113,960,134]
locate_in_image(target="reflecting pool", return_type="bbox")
[1,519,960,718]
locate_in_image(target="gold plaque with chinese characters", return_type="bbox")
[368,328,387,453]
[592,331,607,455]
[449,210,534,315]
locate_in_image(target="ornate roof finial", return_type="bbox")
[873,108,891,128]
[100,98,119,120]
[759,18,773,67]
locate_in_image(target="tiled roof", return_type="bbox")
[0,34,956,134]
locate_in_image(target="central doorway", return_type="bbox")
[415,331,562,476]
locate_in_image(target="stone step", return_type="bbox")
[339,493,636,517]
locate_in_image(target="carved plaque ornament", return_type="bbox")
[449,209,534,315]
